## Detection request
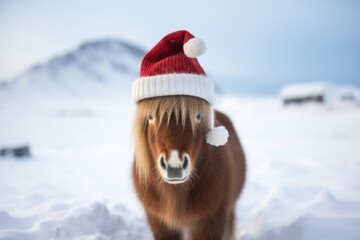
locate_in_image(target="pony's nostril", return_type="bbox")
[160,156,167,170]
[183,155,189,169]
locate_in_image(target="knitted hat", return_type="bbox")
[132,30,214,104]
[132,30,228,147]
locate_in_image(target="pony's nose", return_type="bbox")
[158,151,191,184]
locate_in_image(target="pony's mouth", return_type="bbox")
[163,174,189,184]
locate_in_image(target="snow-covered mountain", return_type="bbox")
[0,39,146,101]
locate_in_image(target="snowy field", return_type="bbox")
[1,95,360,240]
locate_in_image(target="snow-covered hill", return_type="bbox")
[0,39,145,104]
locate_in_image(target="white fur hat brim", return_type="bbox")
[132,73,215,105]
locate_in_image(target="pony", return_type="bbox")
[132,95,246,240]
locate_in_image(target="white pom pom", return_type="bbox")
[183,38,206,58]
[206,126,229,147]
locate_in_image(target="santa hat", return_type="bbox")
[132,30,228,147]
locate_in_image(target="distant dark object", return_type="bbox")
[280,82,360,105]
[0,145,31,159]
[284,95,324,105]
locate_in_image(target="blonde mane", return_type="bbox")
[133,96,212,185]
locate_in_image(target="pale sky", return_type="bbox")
[0,0,359,93]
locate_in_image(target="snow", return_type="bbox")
[206,125,229,147]
[1,93,360,239]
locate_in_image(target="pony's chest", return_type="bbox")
[146,191,207,228]
[156,202,196,228]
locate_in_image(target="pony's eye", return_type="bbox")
[147,114,155,123]
[195,113,202,122]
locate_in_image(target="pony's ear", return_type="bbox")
[206,126,229,147]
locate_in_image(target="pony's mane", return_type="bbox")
[133,96,212,185]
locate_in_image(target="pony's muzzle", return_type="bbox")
[158,151,191,184]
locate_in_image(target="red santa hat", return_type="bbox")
[132,30,228,147]
[132,30,214,105]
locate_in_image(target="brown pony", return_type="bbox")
[132,95,246,240]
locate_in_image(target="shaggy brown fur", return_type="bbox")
[132,96,246,240]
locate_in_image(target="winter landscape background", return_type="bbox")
[1,1,360,240]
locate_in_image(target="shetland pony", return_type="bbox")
[133,96,246,240]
